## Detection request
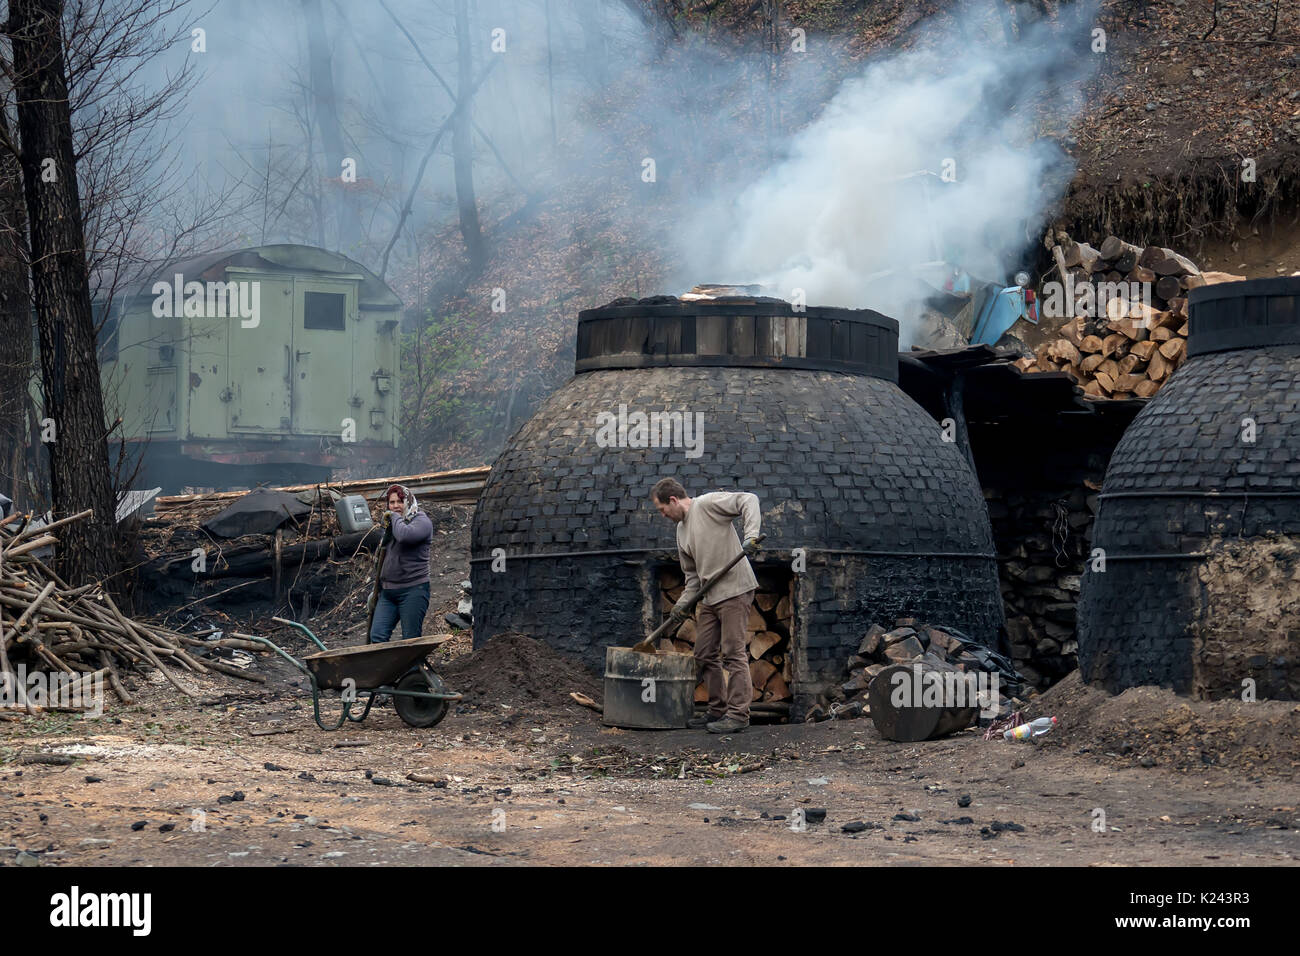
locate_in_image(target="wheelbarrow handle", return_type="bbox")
[271,616,328,652]
[242,635,312,677]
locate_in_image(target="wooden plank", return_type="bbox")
[154,465,491,513]
[696,314,726,354]
[755,315,777,356]
[806,316,831,357]
[788,315,807,357]
[626,315,649,353]
[650,316,681,355]
[830,319,850,357]
[850,320,867,364]
[728,315,755,355]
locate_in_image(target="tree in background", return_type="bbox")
[452,0,484,272]
[301,0,362,255]
[0,102,38,509]
[5,0,118,585]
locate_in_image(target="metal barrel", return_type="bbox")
[602,646,697,729]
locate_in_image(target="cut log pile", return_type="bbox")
[0,510,262,714]
[658,568,792,707]
[804,618,1026,722]
[1019,234,1246,399]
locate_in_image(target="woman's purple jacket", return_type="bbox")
[380,511,433,589]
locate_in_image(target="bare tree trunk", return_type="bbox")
[545,0,557,148]
[453,0,485,271]
[0,106,36,510]
[301,0,361,253]
[577,1,608,89]
[7,0,119,586]
[764,0,781,162]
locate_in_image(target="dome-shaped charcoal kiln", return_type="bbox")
[470,297,1005,717]
[1078,277,1300,700]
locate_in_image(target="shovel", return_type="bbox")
[632,534,765,654]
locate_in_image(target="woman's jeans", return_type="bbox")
[369,582,430,643]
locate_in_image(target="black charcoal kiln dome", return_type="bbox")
[471,298,1004,704]
[1078,277,1300,700]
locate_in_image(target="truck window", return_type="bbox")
[304,291,346,330]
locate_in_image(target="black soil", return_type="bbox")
[1030,672,1300,778]
[441,632,604,711]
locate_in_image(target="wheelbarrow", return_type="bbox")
[245,617,462,731]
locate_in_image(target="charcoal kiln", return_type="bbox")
[1078,277,1300,699]
[470,296,1005,718]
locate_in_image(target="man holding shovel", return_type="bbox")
[651,478,762,734]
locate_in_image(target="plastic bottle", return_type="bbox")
[1004,716,1057,740]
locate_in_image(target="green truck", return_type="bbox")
[97,243,402,491]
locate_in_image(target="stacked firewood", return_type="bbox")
[657,569,792,705]
[985,481,1099,689]
[1018,235,1245,398]
[806,618,1026,722]
[0,510,262,713]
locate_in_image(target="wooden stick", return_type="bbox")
[102,599,193,697]
[13,580,57,633]
[198,658,266,683]
[7,508,91,542]
[60,667,107,696]
[3,535,57,558]
[35,644,75,675]
[0,595,130,635]
[21,554,73,590]
[100,650,133,705]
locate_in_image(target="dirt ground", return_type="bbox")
[2,634,1297,868]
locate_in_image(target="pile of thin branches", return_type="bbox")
[0,509,263,715]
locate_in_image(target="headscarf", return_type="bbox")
[386,483,421,521]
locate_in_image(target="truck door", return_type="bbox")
[227,272,293,434]
[291,276,359,436]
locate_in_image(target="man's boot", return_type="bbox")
[706,716,748,734]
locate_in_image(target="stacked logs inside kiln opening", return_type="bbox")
[984,479,1102,688]
[657,567,793,708]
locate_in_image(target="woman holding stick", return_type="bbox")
[368,484,433,643]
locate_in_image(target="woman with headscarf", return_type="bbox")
[369,483,433,643]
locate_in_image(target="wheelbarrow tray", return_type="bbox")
[302,635,451,690]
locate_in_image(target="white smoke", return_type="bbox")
[680,2,1099,343]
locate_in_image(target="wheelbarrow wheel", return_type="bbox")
[393,670,449,728]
